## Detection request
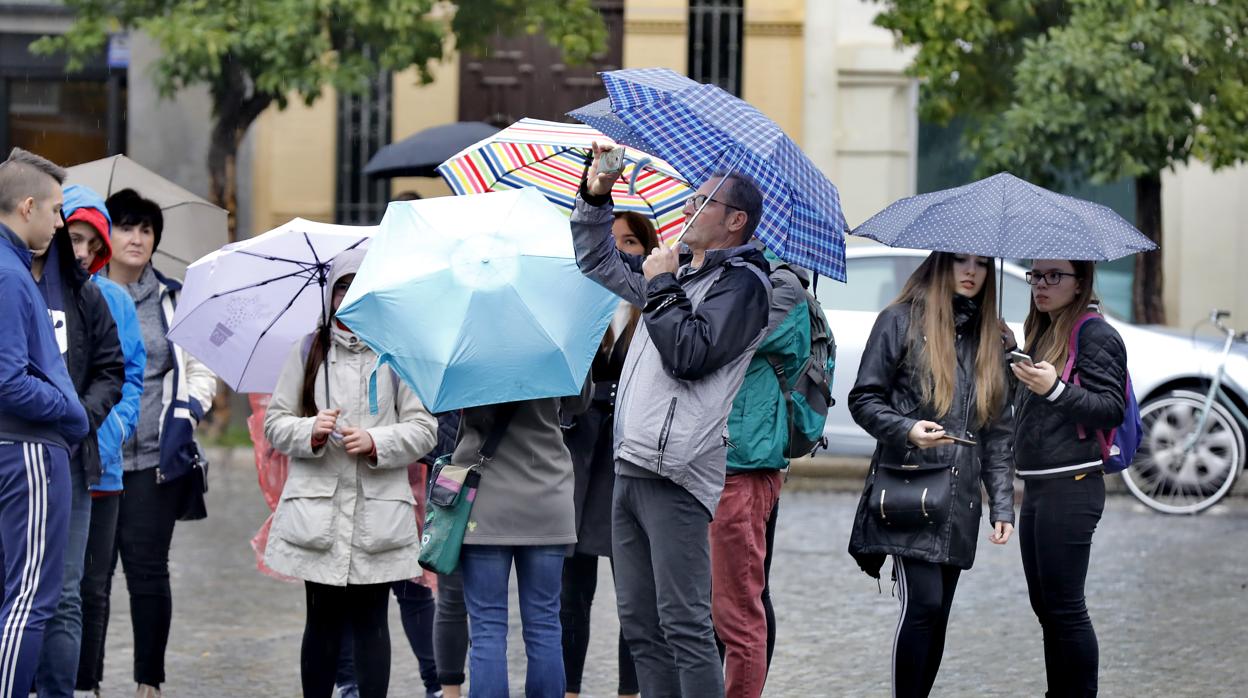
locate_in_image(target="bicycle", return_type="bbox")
[1122,310,1248,514]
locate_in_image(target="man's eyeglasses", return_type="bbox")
[1025,270,1080,286]
[683,194,742,213]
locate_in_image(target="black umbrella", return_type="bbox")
[364,121,501,178]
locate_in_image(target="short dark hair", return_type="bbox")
[714,172,763,242]
[105,188,163,238]
[0,148,66,214]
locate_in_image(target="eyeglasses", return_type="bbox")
[683,194,742,213]
[1025,270,1080,286]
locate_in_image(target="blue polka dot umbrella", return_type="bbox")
[568,69,848,282]
[852,172,1157,261]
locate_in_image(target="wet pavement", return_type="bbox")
[97,450,1248,696]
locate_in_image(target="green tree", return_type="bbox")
[876,0,1248,323]
[37,0,607,241]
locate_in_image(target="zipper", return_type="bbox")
[656,397,678,474]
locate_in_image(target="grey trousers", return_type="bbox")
[612,473,724,698]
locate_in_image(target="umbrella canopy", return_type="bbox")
[437,117,693,242]
[64,155,229,279]
[569,68,848,281]
[851,172,1158,260]
[167,219,374,393]
[364,121,501,178]
[335,188,617,413]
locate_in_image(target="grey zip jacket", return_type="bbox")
[570,191,771,516]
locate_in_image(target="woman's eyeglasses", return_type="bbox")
[1025,270,1079,286]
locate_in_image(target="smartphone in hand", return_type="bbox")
[599,146,626,175]
[1009,350,1034,367]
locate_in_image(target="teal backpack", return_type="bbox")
[765,268,836,458]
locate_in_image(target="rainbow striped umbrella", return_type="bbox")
[436,118,693,243]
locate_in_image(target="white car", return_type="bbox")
[816,247,1248,494]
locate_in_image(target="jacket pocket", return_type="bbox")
[656,397,678,472]
[357,474,418,554]
[272,476,339,551]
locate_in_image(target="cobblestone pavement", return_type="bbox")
[97,454,1248,696]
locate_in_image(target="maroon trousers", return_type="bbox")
[709,470,783,698]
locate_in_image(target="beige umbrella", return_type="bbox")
[64,155,228,280]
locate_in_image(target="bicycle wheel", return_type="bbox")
[1123,390,1244,514]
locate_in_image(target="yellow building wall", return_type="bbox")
[388,55,460,200]
[742,0,804,146]
[250,4,812,228]
[624,0,687,71]
[249,90,338,233]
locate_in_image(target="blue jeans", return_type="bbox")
[461,545,565,698]
[35,461,92,697]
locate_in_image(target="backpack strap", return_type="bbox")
[1060,311,1117,462]
[475,402,519,466]
[1060,311,1103,383]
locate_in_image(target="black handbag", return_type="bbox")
[867,460,953,528]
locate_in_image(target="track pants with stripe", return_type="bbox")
[0,441,69,698]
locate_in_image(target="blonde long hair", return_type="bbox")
[1023,260,1099,369]
[891,252,1005,427]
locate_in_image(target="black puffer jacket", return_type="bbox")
[48,230,125,486]
[1013,316,1127,479]
[847,297,1014,577]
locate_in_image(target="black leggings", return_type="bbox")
[892,557,961,698]
[302,582,391,698]
[561,553,639,694]
[1020,474,1105,698]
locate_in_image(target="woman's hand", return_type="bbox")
[1011,360,1058,396]
[999,319,1017,351]
[586,141,623,197]
[340,426,375,458]
[311,409,340,443]
[907,420,954,450]
[989,521,1014,545]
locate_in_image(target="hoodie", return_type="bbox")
[0,221,88,449]
[34,190,125,485]
[63,185,147,492]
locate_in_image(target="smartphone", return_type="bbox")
[598,146,626,175]
[925,426,976,447]
[1009,350,1034,366]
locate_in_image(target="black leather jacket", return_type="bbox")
[1012,316,1127,479]
[847,298,1014,576]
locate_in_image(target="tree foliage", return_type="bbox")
[875,0,1248,322]
[37,0,606,110]
[878,0,1247,184]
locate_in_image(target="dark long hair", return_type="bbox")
[602,212,661,352]
[1023,260,1099,369]
[299,273,354,417]
[891,251,1005,427]
[300,324,329,417]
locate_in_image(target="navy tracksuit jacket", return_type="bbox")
[0,221,88,698]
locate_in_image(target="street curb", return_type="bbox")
[206,447,1245,498]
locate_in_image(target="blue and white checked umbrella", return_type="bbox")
[853,172,1157,261]
[569,68,848,281]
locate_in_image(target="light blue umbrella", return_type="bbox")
[568,68,849,281]
[335,188,618,413]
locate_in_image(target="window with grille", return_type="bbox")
[688,0,744,96]
[334,69,392,225]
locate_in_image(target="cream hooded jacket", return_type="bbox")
[264,249,437,586]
